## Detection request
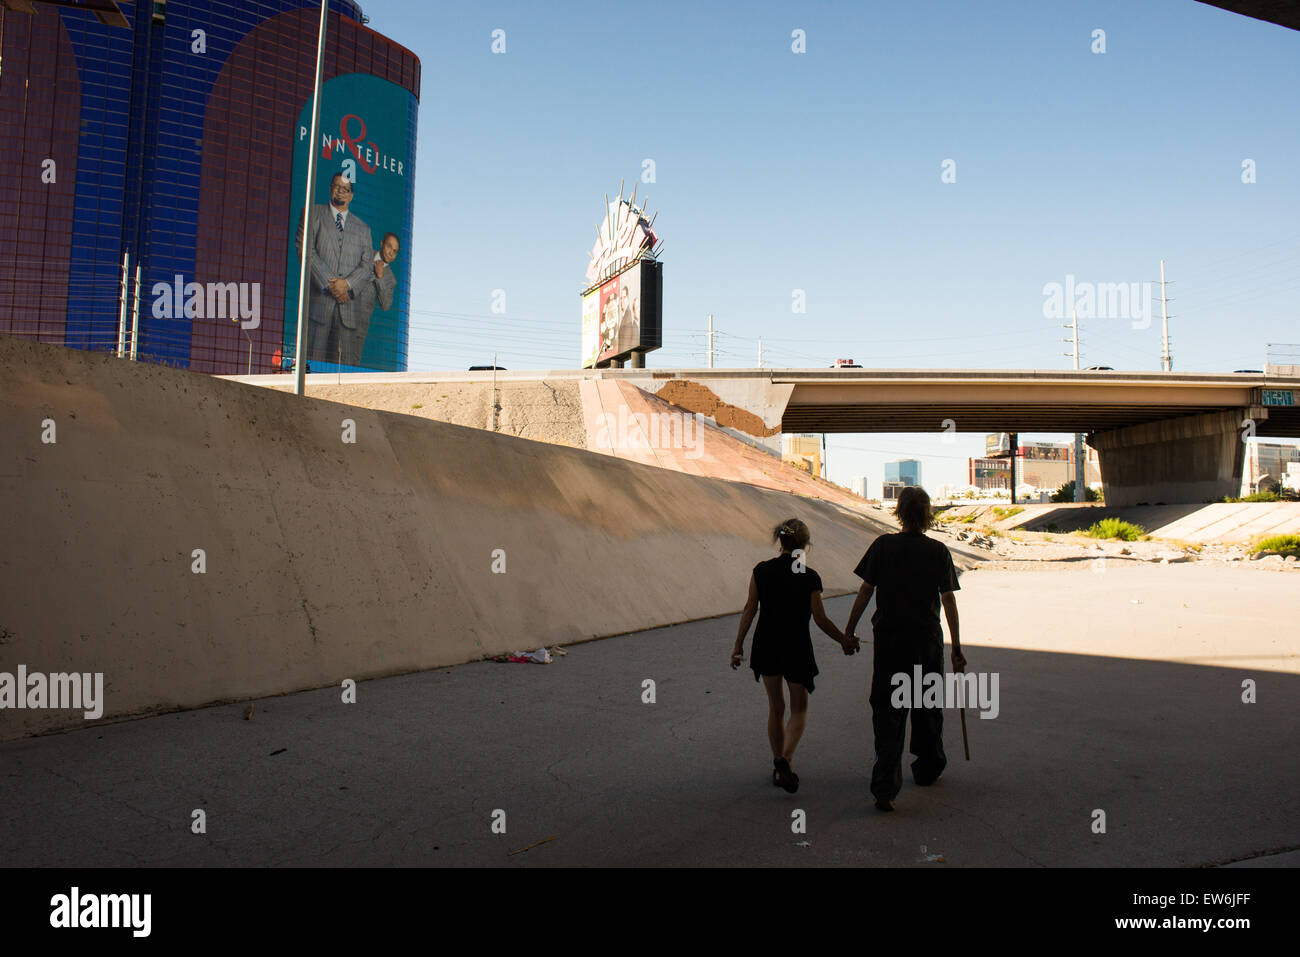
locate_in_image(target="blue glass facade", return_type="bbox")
[884,459,922,486]
[1,0,418,374]
[61,4,136,354]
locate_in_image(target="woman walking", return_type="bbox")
[731,519,857,792]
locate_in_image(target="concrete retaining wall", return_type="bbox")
[0,338,902,739]
[939,501,1300,543]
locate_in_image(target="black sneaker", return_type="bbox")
[774,757,799,793]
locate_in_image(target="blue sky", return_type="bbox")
[362,0,1299,491]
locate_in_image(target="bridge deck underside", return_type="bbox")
[782,404,1300,436]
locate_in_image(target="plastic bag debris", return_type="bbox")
[919,843,946,863]
[490,647,558,664]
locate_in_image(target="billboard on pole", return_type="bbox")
[581,189,662,368]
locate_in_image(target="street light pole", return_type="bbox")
[293,0,330,396]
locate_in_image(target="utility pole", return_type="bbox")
[491,352,499,432]
[707,314,714,368]
[1009,432,1018,505]
[1068,307,1085,503]
[1071,307,1080,372]
[1160,259,1172,372]
[758,337,763,369]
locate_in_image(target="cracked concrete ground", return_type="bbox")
[2,563,1296,867]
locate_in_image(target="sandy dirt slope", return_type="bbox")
[288,379,591,451]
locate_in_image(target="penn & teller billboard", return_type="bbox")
[285,73,416,372]
[581,188,663,368]
[581,260,662,368]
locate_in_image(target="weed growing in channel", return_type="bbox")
[1083,518,1145,541]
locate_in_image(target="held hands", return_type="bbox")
[840,633,861,656]
[327,278,350,303]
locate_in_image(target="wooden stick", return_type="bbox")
[956,671,971,760]
[959,701,970,760]
[507,836,556,856]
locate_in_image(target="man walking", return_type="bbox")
[844,486,966,811]
[295,173,373,364]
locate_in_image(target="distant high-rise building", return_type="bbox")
[972,436,1100,493]
[1245,441,1300,494]
[784,434,822,477]
[882,459,921,500]
[969,457,1012,491]
[884,459,921,485]
[1284,462,1300,493]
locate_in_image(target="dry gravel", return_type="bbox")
[927,520,1299,573]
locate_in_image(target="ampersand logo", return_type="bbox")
[324,114,380,174]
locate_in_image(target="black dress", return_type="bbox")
[749,554,823,693]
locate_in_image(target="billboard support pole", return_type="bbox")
[294,0,331,397]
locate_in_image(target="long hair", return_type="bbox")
[894,486,933,533]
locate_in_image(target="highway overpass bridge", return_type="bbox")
[228,367,1300,506]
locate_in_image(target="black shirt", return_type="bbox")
[750,554,824,691]
[752,555,824,646]
[854,532,959,639]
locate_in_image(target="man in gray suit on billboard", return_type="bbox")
[340,232,400,366]
[296,173,374,365]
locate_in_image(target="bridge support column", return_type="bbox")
[1088,408,1263,506]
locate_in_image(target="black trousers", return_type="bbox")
[869,631,947,802]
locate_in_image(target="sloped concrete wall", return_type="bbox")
[0,337,901,738]
[577,378,869,509]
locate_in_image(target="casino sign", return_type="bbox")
[581,182,663,369]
